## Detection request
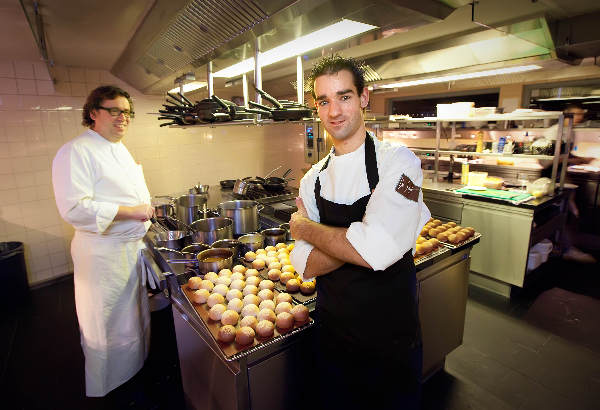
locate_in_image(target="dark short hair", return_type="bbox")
[308,55,366,99]
[82,85,134,127]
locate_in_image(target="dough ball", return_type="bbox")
[281,265,296,274]
[456,231,466,242]
[268,261,282,271]
[447,234,458,244]
[188,276,203,290]
[265,256,277,266]
[230,279,246,291]
[280,271,295,285]
[447,221,457,227]
[235,326,255,345]
[258,288,274,301]
[204,272,219,283]
[208,304,226,321]
[415,243,424,256]
[279,258,291,266]
[268,269,281,281]
[217,325,236,343]
[265,246,277,252]
[256,248,266,255]
[221,309,239,326]
[276,312,294,329]
[257,308,276,323]
[259,279,275,290]
[275,301,293,315]
[429,238,440,249]
[241,304,259,318]
[252,259,266,270]
[416,236,426,244]
[244,251,257,262]
[421,241,433,254]
[218,269,232,277]
[259,299,275,311]
[428,228,438,237]
[226,289,243,302]
[291,304,309,322]
[275,243,287,250]
[300,281,315,295]
[227,298,243,313]
[286,278,300,292]
[243,294,260,307]
[207,293,225,308]
[287,243,294,252]
[212,284,229,297]
[437,232,449,242]
[245,276,261,287]
[216,276,231,286]
[256,320,275,338]
[192,289,210,304]
[243,285,259,296]
[230,272,245,282]
[266,250,277,257]
[240,315,258,330]
[199,279,214,291]
[245,269,259,277]
[232,265,247,274]
[432,219,442,227]
[275,292,292,305]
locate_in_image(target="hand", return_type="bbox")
[295,197,308,217]
[129,204,154,221]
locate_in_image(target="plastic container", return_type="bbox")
[527,250,541,271]
[532,239,553,263]
[0,242,30,308]
[468,171,488,187]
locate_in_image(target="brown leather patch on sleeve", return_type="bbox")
[395,174,420,202]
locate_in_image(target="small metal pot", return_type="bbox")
[174,194,208,226]
[196,248,233,274]
[238,233,265,253]
[218,200,263,235]
[279,223,292,241]
[181,243,211,258]
[190,217,233,245]
[155,230,191,250]
[211,239,242,260]
[260,228,286,247]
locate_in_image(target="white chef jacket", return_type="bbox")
[52,129,151,397]
[290,135,430,277]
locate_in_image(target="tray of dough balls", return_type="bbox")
[243,243,317,306]
[421,218,481,249]
[413,237,450,265]
[183,265,313,362]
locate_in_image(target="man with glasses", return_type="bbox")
[52,85,153,400]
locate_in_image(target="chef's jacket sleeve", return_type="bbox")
[52,143,119,233]
[290,165,321,278]
[346,147,430,271]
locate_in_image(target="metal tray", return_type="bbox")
[414,245,450,266]
[438,232,482,249]
[181,284,314,362]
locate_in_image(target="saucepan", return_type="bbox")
[261,228,287,247]
[279,223,292,241]
[174,194,208,226]
[217,200,263,235]
[155,230,192,250]
[190,217,233,245]
[238,233,265,253]
[211,239,242,260]
[196,248,233,274]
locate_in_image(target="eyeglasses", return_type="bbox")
[97,106,135,118]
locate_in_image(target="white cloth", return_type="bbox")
[290,135,430,277]
[52,129,151,397]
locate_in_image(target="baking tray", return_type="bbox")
[437,232,482,249]
[181,284,314,362]
[414,245,450,266]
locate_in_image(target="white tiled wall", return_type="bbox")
[0,60,310,286]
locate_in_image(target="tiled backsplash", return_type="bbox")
[0,61,310,286]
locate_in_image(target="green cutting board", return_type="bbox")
[455,187,533,202]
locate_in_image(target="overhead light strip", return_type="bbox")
[376,65,543,89]
[213,19,377,78]
[168,81,207,93]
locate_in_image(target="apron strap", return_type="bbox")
[364,133,379,191]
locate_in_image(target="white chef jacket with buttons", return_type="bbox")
[290,135,430,277]
[52,129,151,397]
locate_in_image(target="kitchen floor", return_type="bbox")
[1,255,599,410]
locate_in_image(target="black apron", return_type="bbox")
[314,134,422,409]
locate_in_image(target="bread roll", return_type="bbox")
[455,231,466,242]
[212,284,229,297]
[245,268,260,277]
[188,276,203,290]
[275,301,293,315]
[281,265,296,274]
[280,271,295,285]
[230,272,245,282]
[258,288,274,301]
[245,276,261,287]
[243,285,258,296]
[204,272,219,283]
[208,304,226,321]
[221,309,239,326]
[268,261,282,271]
[230,279,246,291]
[199,279,214,291]
[268,269,281,281]
[216,276,231,286]
[437,232,449,242]
[447,221,457,228]
[257,308,276,323]
[243,294,261,307]
[256,320,275,338]
[244,251,257,262]
[291,304,309,322]
[287,243,294,252]
[192,289,210,304]
[218,269,232,277]
[429,238,440,249]
[241,304,259,318]
[416,236,426,244]
[232,265,247,274]
[240,315,258,330]
[421,241,433,254]
[255,248,266,255]
[226,289,243,302]
[276,312,294,329]
[286,278,300,292]
[279,258,291,266]
[235,326,255,345]
[258,279,275,290]
[207,293,225,308]
[275,243,287,250]
[251,259,266,269]
[265,246,277,252]
[227,298,243,313]
[267,250,277,257]
[300,281,315,295]
[415,243,424,256]
[275,292,292,305]
[447,233,458,244]
[259,299,275,311]
[265,256,277,266]
[217,325,236,343]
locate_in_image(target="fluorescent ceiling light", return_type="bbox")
[377,65,542,89]
[536,95,600,101]
[169,81,207,93]
[213,19,377,78]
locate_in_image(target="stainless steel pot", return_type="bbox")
[261,228,287,247]
[190,217,233,245]
[152,196,175,218]
[217,200,263,235]
[238,233,265,253]
[278,223,292,241]
[174,194,208,226]
[181,243,211,257]
[196,248,233,274]
[211,239,242,260]
[155,230,191,250]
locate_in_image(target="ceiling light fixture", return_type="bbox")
[213,19,377,78]
[375,65,543,89]
[169,81,207,93]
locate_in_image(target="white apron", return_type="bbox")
[52,130,152,397]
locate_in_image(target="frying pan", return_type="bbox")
[220,179,236,189]
[263,169,293,192]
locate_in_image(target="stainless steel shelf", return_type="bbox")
[410,149,558,160]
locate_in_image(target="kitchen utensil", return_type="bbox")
[211,239,242,260]
[220,179,235,189]
[217,200,263,235]
[248,88,313,121]
[264,166,282,179]
[260,228,286,247]
[233,179,262,196]
[194,184,209,194]
[174,194,208,226]
[196,248,233,274]
[278,223,292,241]
[155,230,192,250]
[238,233,265,253]
[190,217,233,245]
